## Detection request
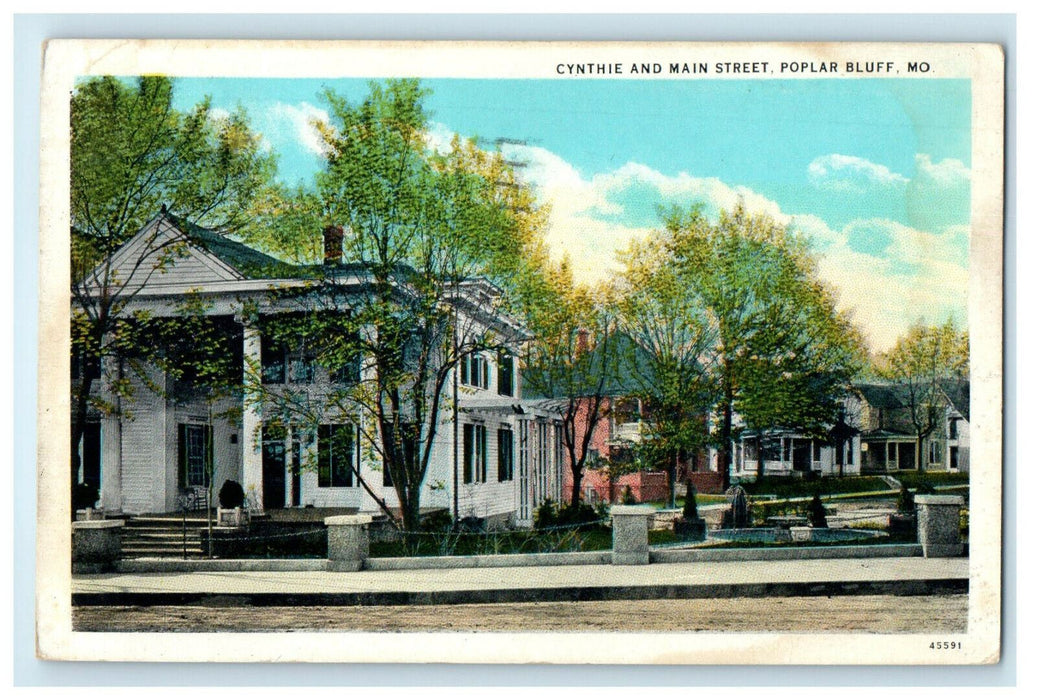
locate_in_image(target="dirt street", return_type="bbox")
[74,594,967,633]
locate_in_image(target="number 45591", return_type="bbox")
[930,641,962,650]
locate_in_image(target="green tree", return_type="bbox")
[250,80,538,533]
[666,204,863,487]
[70,75,275,491]
[521,260,622,508]
[613,232,715,507]
[878,320,969,471]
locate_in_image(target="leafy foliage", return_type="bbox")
[877,320,969,470]
[247,80,544,532]
[70,75,275,488]
[663,204,864,486]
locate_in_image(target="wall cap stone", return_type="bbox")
[915,495,965,506]
[325,515,373,526]
[72,519,125,530]
[611,506,655,516]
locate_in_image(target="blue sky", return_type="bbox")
[171,77,972,352]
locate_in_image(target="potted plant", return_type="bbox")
[216,479,247,527]
[889,483,918,538]
[673,483,707,541]
[807,492,828,529]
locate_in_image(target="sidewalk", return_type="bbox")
[72,556,969,607]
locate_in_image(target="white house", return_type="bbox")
[73,212,564,527]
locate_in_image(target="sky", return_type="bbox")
[171,77,972,353]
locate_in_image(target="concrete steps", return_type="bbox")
[122,515,214,559]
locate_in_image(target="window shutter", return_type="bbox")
[177,424,187,489]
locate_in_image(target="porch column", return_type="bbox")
[99,351,122,513]
[241,320,263,511]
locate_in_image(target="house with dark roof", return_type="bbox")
[725,414,861,482]
[524,332,713,502]
[73,212,564,526]
[849,380,970,473]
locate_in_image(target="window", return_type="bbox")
[612,398,640,426]
[846,443,854,465]
[460,353,489,389]
[928,440,942,465]
[950,446,959,471]
[812,442,822,461]
[498,427,514,481]
[463,423,487,483]
[289,351,316,384]
[330,352,361,385]
[178,424,212,489]
[948,418,959,439]
[261,337,316,384]
[318,424,355,487]
[761,437,781,462]
[261,339,287,384]
[497,351,514,396]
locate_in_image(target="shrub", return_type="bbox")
[72,482,99,511]
[807,492,828,528]
[555,502,601,528]
[457,515,485,533]
[682,485,700,521]
[622,486,637,505]
[218,480,245,509]
[914,480,937,496]
[534,498,557,529]
[421,509,453,533]
[896,484,915,513]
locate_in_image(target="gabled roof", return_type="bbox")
[855,383,907,409]
[939,378,970,421]
[856,379,970,422]
[521,331,659,401]
[165,213,306,280]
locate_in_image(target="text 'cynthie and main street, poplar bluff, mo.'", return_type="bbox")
[555,60,932,75]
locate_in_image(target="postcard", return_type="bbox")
[38,40,1003,664]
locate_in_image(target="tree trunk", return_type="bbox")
[668,452,678,509]
[756,434,764,481]
[719,393,734,490]
[570,461,583,508]
[916,436,925,473]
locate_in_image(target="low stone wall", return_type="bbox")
[72,520,124,573]
[366,550,610,571]
[651,543,923,564]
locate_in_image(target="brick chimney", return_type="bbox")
[576,328,591,354]
[323,225,344,265]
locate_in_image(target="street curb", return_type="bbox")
[72,577,968,607]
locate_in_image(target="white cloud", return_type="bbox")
[269,102,332,156]
[504,143,967,353]
[807,153,909,193]
[914,154,970,188]
[424,122,459,155]
[207,106,231,123]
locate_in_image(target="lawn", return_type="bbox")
[895,471,970,488]
[739,476,892,499]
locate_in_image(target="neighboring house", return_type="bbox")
[73,212,564,526]
[561,394,671,504]
[527,333,709,504]
[721,415,861,481]
[850,380,970,473]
